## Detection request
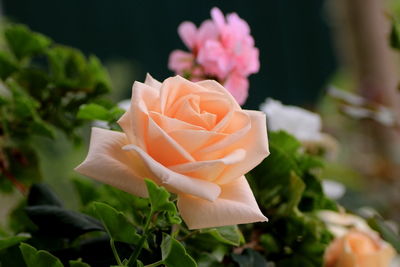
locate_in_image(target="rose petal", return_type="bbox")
[161,76,216,114]
[117,110,136,144]
[214,110,269,184]
[144,73,162,89]
[193,111,250,161]
[196,80,241,110]
[173,95,217,129]
[178,22,197,49]
[169,149,246,181]
[178,176,267,229]
[75,127,150,197]
[123,144,221,202]
[130,81,161,149]
[150,111,205,132]
[168,129,224,154]
[146,117,195,166]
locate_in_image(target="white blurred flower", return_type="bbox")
[318,210,377,238]
[322,180,346,200]
[117,99,131,111]
[260,98,322,142]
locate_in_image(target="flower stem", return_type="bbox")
[144,260,164,267]
[127,211,153,267]
[110,238,123,266]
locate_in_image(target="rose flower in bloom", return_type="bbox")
[75,74,269,229]
[319,211,396,267]
[324,230,395,267]
[168,7,259,105]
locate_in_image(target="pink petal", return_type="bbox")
[168,50,194,74]
[178,176,267,229]
[210,7,226,31]
[123,144,221,202]
[197,20,219,47]
[75,127,150,197]
[224,74,249,105]
[197,41,231,78]
[226,13,250,36]
[178,22,197,49]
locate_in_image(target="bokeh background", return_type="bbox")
[1,0,337,109]
[1,0,400,228]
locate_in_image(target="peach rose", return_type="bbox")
[75,74,269,229]
[324,230,395,267]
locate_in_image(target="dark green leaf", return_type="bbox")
[161,234,197,267]
[368,217,400,252]
[28,183,63,207]
[92,202,141,245]
[5,25,51,60]
[26,205,104,238]
[72,178,100,206]
[0,51,18,79]
[0,235,30,250]
[390,20,400,50]
[202,226,243,246]
[231,248,268,267]
[19,243,64,267]
[69,259,91,267]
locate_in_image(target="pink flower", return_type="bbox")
[168,7,259,105]
[168,50,194,75]
[224,72,249,105]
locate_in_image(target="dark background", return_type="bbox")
[2,0,337,109]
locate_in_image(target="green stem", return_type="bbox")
[144,260,164,267]
[127,211,153,267]
[110,238,123,266]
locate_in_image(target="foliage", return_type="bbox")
[0,24,113,193]
[246,131,337,266]
[1,23,388,267]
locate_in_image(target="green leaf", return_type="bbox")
[231,248,268,267]
[161,234,197,267]
[72,177,100,206]
[69,259,91,267]
[390,19,400,50]
[5,25,51,60]
[0,235,30,250]
[92,202,141,245]
[269,131,301,154]
[26,205,104,238]
[145,179,177,214]
[28,183,63,207]
[77,103,112,121]
[0,51,18,79]
[202,225,243,246]
[31,119,56,138]
[19,243,64,267]
[368,217,400,252]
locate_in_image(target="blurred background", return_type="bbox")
[1,0,338,109]
[1,0,400,228]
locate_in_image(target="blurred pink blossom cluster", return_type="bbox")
[168,7,260,105]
